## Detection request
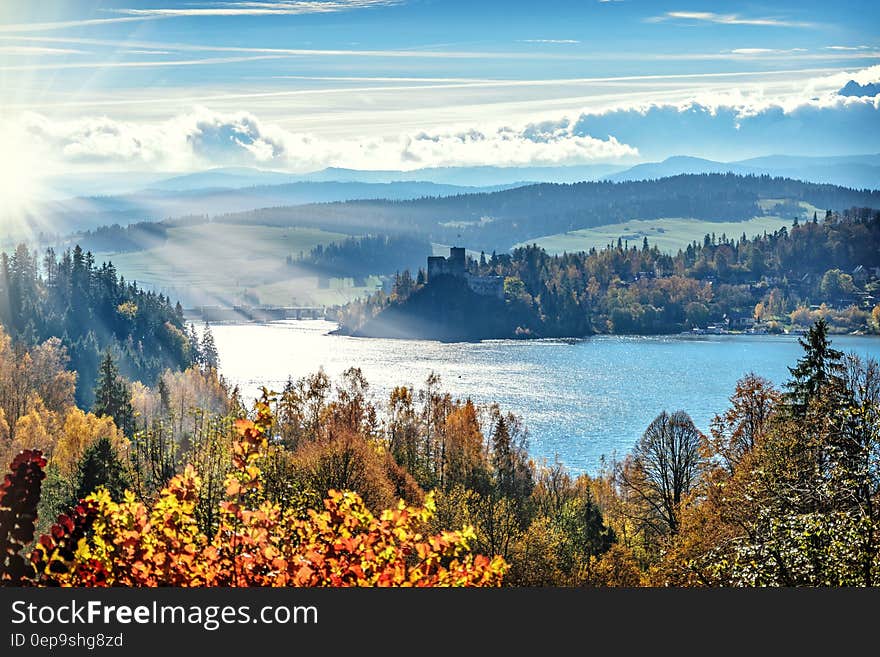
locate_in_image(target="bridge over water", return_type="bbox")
[187,305,325,322]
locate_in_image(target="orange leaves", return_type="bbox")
[224,392,274,505]
[32,482,505,587]
[280,489,506,587]
[13,394,507,587]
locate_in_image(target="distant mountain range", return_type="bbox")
[41,163,628,200]
[606,154,880,190]
[28,154,879,239]
[137,154,880,192]
[38,180,521,234]
[144,163,629,191]
[215,174,880,251]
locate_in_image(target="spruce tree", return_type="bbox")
[785,318,845,416]
[201,322,219,370]
[93,351,135,436]
[491,415,513,496]
[70,436,130,505]
[187,323,202,367]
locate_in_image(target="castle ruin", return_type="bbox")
[427,247,504,299]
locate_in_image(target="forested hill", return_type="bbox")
[217,174,880,250]
[336,207,880,340]
[0,244,190,406]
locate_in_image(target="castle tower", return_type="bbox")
[448,247,466,276]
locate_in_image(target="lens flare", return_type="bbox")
[0,122,50,242]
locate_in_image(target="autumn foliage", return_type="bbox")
[0,394,506,587]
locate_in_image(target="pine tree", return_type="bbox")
[187,323,202,367]
[93,351,135,436]
[201,322,219,370]
[70,436,130,504]
[491,415,513,496]
[785,318,845,416]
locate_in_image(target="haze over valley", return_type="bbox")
[2,0,880,591]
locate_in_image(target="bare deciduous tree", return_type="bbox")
[616,410,702,536]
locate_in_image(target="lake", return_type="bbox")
[211,320,880,475]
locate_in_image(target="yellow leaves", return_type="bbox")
[11,403,55,456]
[422,491,437,515]
[24,395,506,588]
[117,301,138,320]
[53,407,127,475]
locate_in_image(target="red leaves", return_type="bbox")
[29,500,99,585]
[0,450,48,584]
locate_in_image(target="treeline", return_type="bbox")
[70,221,168,254]
[601,319,880,585]
[295,234,431,279]
[338,207,880,337]
[0,321,224,529]
[0,244,190,406]
[3,318,876,585]
[0,331,617,585]
[216,174,880,249]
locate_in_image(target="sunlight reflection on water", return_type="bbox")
[212,320,880,475]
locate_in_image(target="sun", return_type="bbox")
[0,123,48,240]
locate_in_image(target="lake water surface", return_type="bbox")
[211,320,880,474]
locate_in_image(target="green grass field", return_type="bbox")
[517,216,798,255]
[757,199,825,217]
[104,223,357,307]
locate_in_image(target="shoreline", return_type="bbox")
[207,317,880,342]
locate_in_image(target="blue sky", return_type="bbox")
[1,0,879,181]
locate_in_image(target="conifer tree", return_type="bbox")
[93,351,135,436]
[70,436,130,505]
[201,322,219,370]
[491,415,514,495]
[785,318,845,416]
[187,323,202,367]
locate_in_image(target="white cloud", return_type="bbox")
[520,39,581,45]
[14,107,638,173]
[570,69,880,159]
[730,48,807,55]
[1,54,288,71]
[397,124,637,168]
[4,34,878,66]
[0,16,162,34]
[825,45,872,51]
[651,11,813,28]
[111,0,402,16]
[0,1,401,33]
[0,45,85,55]
[10,66,880,172]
